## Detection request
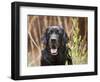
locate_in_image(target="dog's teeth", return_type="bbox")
[51,49,57,54]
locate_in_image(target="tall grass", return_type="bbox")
[68,18,88,64]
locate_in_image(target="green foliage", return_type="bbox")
[68,17,88,64]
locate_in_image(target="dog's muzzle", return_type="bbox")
[49,34,58,55]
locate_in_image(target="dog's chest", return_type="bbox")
[48,54,61,65]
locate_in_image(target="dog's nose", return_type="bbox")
[51,39,56,43]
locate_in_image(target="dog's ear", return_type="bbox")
[42,28,48,45]
[42,32,47,45]
[62,31,69,45]
[59,26,69,45]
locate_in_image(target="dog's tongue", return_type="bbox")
[51,49,57,54]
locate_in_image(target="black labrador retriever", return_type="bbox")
[41,26,72,66]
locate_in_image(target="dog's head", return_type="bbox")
[42,26,68,55]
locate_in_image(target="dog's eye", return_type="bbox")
[48,30,53,34]
[55,30,59,34]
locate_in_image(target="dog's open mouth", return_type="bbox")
[50,49,57,55]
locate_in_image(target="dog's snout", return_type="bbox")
[50,33,57,43]
[51,39,56,43]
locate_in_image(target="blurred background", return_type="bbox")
[27,15,88,66]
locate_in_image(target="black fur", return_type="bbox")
[41,26,72,66]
